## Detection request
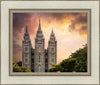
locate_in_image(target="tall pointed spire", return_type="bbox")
[36,16,44,38]
[38,16,41,31]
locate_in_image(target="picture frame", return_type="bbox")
[0,0,99,85]
[9,9,91,76]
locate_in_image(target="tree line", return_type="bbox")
[48,45,87,72]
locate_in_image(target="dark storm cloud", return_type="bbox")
[13,42,22,62]
[13,13,87,62]
[13,13,36,47]
[13,13,34,61]
[38,13,81,24]
[13,43,22,50]
[13,13,32,29]
[50,13,80,19]
[78,25,87,35]
[81,25,87,31]
[69,13,87,35]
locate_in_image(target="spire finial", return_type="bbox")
[38,16,41,31]
[39,16,40,24]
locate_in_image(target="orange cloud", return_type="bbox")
[13,13,87,63]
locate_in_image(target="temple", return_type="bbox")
[22,17,57,72]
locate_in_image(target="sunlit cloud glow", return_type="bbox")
[13,13,87,63]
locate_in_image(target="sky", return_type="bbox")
[13,13,87,64]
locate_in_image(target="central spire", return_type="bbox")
[36,16,44,38]
[38,16,41,31]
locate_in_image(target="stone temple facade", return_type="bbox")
[22,18,57,72]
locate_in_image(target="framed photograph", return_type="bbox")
[0,0,100,85]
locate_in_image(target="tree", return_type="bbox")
[48,64,64,72]
[17,61,22,66]
[48,45,87,72]
[60,58,77,72]
[19,67,31,72]
[13,59,31,72]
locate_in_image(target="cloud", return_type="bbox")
[13,13,87,63]
[69,13,87,36]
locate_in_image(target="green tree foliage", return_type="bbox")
[17,61,22,66]
[48,45,87,72]
[13,59,31,72]
[48,64,64,72]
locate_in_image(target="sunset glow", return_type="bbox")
[13,13,87,63]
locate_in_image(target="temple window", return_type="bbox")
[25,58,28,62]
[32,59,34,63]
[51,48,54,51]
[39,64,41,72]
[39,53,41,63]
[25,47,28,51]
[45,58,48,62]
[25,54,28,58]
[39,46,41,52]
[25,64,27,67]
[52,57,54,63]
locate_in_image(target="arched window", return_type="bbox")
[25,47,28,51]
[51,48,54,51]
[39,46,41,52]
[32,59,34,63]
[25,54,28,58]
[25,58,28,62]
[39,53,41,63]
[25,64,27,67]
[39,64,41,72]
[52,57,54,63]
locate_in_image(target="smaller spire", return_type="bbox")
[52,27,54,34]
[39,16,40,21]
[39,16,40,25]
[24,25,30,40]
[49,28,56,41]
[25,25,28,33]
[51,27,54,36]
